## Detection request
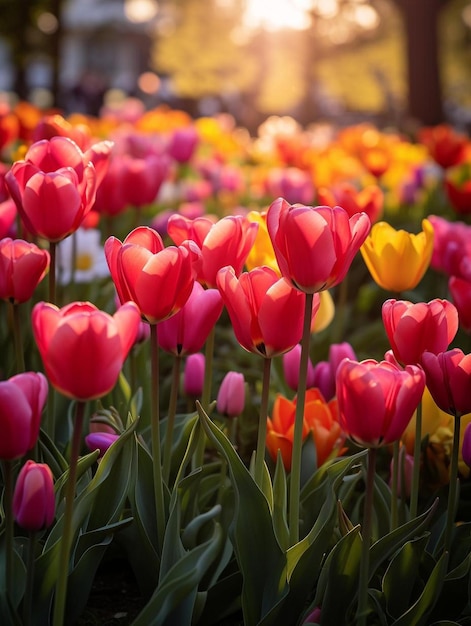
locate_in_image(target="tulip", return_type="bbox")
[264,167,315,205]
[13,460,55,530]
[421,349,471,418]
[444,167,471,215]
[168,214,258,288]
[85,432,120,457]
[217,371,245,418]
[184,353,205,397]
[448,276,471,332]
[283,344,316,392]
[336,358,425,448]
[312,342,359,401]
[32,301,141,401]
[92,154,129,217]
[0,199,17,239]
[360,219,434,293]
[462,422,471,469]
[266,388,344,471]
[418,124,468,169]
[428,214,471,280]
[5,136,98,242]
[216,265,307,358]
[105,226,200,324]
[157,281,223,356]
[0,372,48,460]
[120,153,169,208]
[0,238,50,303]
[317,182,384,224]
[167,126,199,164]
[382,298,458,365]
[266,197,370,294]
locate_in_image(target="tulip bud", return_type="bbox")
[283,344,315,392]
[184,353,205,397]
[85,432,120,457]
[13,460,55,531]
[462,422,471,469]
[217,372,245,418]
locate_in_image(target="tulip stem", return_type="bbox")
[49,241,57,305]
[163,354,182,484]
[444,412,461,554]
[357,446,377,626]
[1,460,14,603]
[53,400,86,626]
[289,291,313,546]
[23,530,37,626]
[194,325,215,468]
[10,301,25,373]
[390,440,399,531]
[410,398,422,519]
[254,357,272,488]
[150,324,166,555]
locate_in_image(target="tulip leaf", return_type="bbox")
[197,402,288,626]
[391,551,448,626]
[132,521,224,626]
[38,427,69,476]
[272,452,289,552]
[382,535,430,618]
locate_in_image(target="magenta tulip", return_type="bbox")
[13,460,55,530]
[421,349,471,417]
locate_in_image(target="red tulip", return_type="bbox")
[266,197,370,293]
[449,276,471,332]
[419,124,468,169]
[157,281,223,355]
[336,358,425,448]
[0,237,50,303]
[5,136,98,242]
[13,460,55,530]
[216,265,309,358]
[317,182,384,224]
[121,153,169,207]
[32,301,141,401]
[105,226,200,324]
[0,199,17,238]
[382,298,458,365]
[421,349,471,417]
[0,372,48,460]
[168,214,258,288]
[92,155,129,217]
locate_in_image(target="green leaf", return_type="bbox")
[272,453,289,552]
[391,552,448,626]
[198,403,287,626]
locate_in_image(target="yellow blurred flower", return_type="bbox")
[360,218,434,293]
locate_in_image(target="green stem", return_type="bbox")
[10,301,25,373]
[409,398,422,519]
[357,447,377,626]
[194,325,215,468]
[1,460,14,603]
[23,530,37,626]
[53,400,86,626]
[254,357,272,488]
[330,273,349,343]
[288,291,313,545]
[150,324,166,555]
[49,241,57,305]
[390,440,399,531]
[444,412,461,554]
[163,354,182,484]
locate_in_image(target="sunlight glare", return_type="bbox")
[242,0,313,31]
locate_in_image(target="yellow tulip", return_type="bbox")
[360,218,434,292]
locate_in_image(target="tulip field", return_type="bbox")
[1,100,471,625]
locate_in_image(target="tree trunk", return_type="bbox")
[394,0,449,127]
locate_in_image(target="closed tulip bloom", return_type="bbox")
[382,298,458,365]
[217,265,307,358]
[360,219,434,293]
[168,214,258,288]
[336,359,425,448]
[32,301,141,401]
[449,276,471,332]
[13,460,55,530]
[421,349,471,417]
[183,353,205,397]
[283,344,316,392]
[0,372,48,459]
[167,126,199,164]
[0,238,50,303]
[266,197,370,293]
[217,371,245,417]
[105,226,200,323]
[158,281,223,355]
[121,153,169,208]
[5,136,98,242]
[85,431,120,457]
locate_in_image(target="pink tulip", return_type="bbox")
[157,281,223,355]
[13,460,55,530]
[448,276,471,332]
[0,237,50,303]
[184,353,205,397]
[32,301,140,401]
[336,358,425,448]
[421,349,471,417]
[382,298,458,365]
[266,197,370,293]
[167,126,199,164]
[120,153,169,207]
[217,372,245,417]
[217,265,308,358]
[283,344,316,392]
[0,372,48,459]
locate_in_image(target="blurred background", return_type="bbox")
[0,0,470,133]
